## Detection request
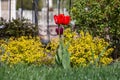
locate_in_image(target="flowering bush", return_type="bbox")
[0,29,114,67]
[0,36,56,66]
[64,28,113,67]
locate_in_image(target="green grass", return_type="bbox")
[0,63,120,80]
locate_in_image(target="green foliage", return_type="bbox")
[91,46,108,66]
[0,63,120,80]
[71,0,120,37]
[55,40,71,69]
[0,18,6,25]
[16,0,42,10]
[0,18,38,38]
[71,0,120,59]
[16,0,71,11]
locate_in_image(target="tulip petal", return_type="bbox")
[62,15,71,25]
[54,15,59,24]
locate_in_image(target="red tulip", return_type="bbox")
[54,15,59,24]
[54,14,64,24]
[56,26,64,35]
[54,14,70,25]
[62,16,70,25]
[58,14,64,24]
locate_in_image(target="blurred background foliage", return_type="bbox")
[17,0,42,10]
[0,18,38,38]
[71,0,120,59]
[16,0,70,10]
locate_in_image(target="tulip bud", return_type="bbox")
[55,26,64,35]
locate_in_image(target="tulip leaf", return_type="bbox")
[55,40,63,65]
[55,39,71,69]
[62,48,70,69]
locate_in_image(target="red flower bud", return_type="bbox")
[55,26,64,35]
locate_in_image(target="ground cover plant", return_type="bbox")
[0,63,120,80]
[0,28,113,67]
[0,36,56,66]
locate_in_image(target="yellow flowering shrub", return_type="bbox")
[0,36,55,65]
[64,28,113,67]
[0,28,114,67]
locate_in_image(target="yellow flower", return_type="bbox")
[0,28,114,67]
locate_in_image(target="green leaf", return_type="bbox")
[95,46,108,65]
[62,42,71,69]
[55,39,71,69]
[55,41,63,65]
[55,55,61,65]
